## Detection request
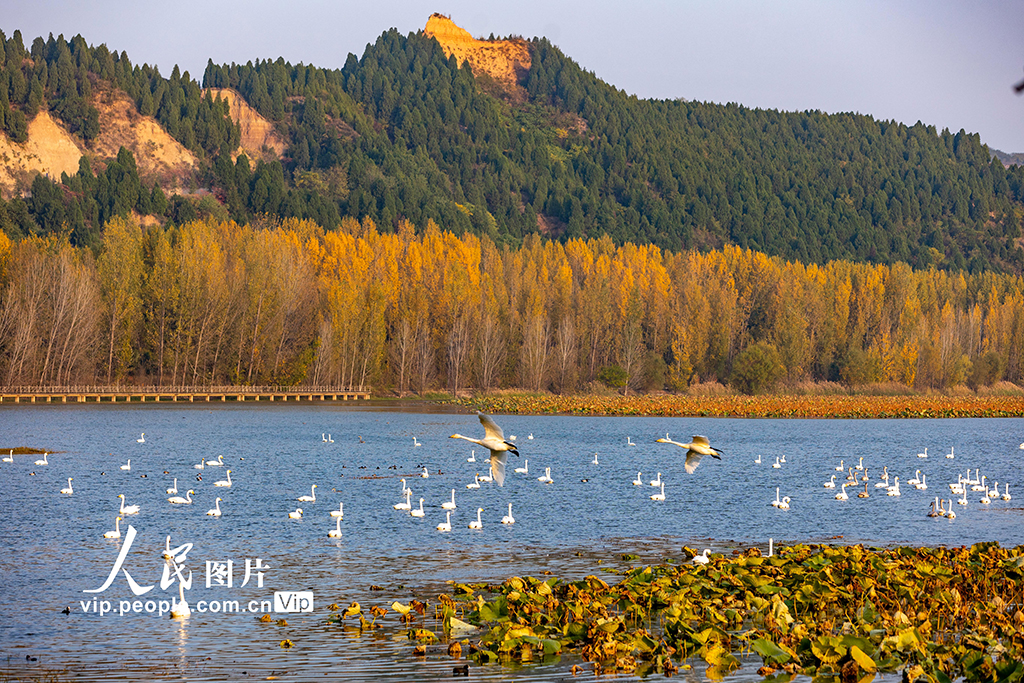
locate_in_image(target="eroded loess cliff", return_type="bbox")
[424,14,531,90]
[205,87,288,162]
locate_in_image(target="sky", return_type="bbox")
[5,0,1024,151]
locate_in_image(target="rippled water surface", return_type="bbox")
[2,405,1023,681]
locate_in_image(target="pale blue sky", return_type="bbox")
[5,0,1024,151]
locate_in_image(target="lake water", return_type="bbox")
[2,405,1023,681]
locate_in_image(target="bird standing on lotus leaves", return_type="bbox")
[655,435,723,473]
[450,412,520,486]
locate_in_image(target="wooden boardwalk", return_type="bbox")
[0,386,370,404]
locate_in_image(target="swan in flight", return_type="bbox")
[466,474,481,489]
[632,472,643,486]
[469,507,483,529]
[437,511,452,532]
[205,455,225,467]
[206,497,222,517]
[168,490,194,504]
[442,490,457,510]
[214,470,232,487]
[35,452,49,466]
[514,460,528,474]
[331,502,345,518]
[650,482,666,501]
[120,459,131,471]
[450,412,520,486]
[289,508,303,519]
[328,516,342,538]
[137,433,145,443]
[410,498,425,517]
[655,436,723,473]
[501,503,515,524]
[297,484,317,502]
[61,477,73,495]
[537,467,553,484]
[117,494,140,515]
[104,516,122,539]
[166,478,178,495]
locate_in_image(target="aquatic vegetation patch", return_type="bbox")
[373,543,1024,679]
[455,394,1024,419]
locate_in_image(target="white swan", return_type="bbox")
[778,496,791,509]
[168,490,194,504]
[772,456,781,469]
[971,475,987,492]
[442,489,457,510]
[988,481,1000,498]
[692,549,711,565]
[170,581,190,619]
[835,483,849,500]
[908,470,921,486]
[772,487,781,506]
[413,436,421,447]
[289,508,303,519]
[206,497,222,517]
[887,478,901,496]
[329,516,342,538]
[120,459,131,471]
[1003,483,1012,501]
[35,452,49,466]
[2,450,13,463]
[875,468,891,488]
[469,507,483,529]
[824,475,835,489]
[650,482,666,501]
[537,467,553,484]
[400,478,409,493]
[946,447,954,459]
[502,502,515,524]
[478,471,494,483]
[835,459,844,472]
[468,449,476,463]
[854,457,864,470]
[917,447,928,459]
[410,498,425,517]
[981,490,991,505]
[592,453,599,465]
[915,474,928,491]
[214,470,232,488]
[118,494,140,515]
[466,474,481,489]
[394,489,412,510]
[137,433,145,443]
[421,467,430,479]
[655,435,723,474]
[331,502,345,518]
[627,436,635,446]
[945,499,956,519]
[327,434,333,443]
[205,455,225,467]
[194,458,205,470]
[437,511,452,532]
[61,477,73,495]
[104,516,122,539]
[649,472,662,487]
[754,454,761,464]
[528,433,534,440]
[166,478,178,495]
[514,460,528,474]
[632,472,643,486]
[451,412,520,487]
[297,484,317,502]
[162,535,174,559]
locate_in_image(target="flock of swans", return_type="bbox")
[761,446,1014,520]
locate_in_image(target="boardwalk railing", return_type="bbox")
[0,385,371,404]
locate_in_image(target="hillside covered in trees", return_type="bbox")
[1,218,1022,394]
[0,22,1023,274]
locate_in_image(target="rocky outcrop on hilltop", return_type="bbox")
[424,14,531,90]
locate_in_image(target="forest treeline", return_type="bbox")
[1,215,1022,394]
[1,28,1024,274]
